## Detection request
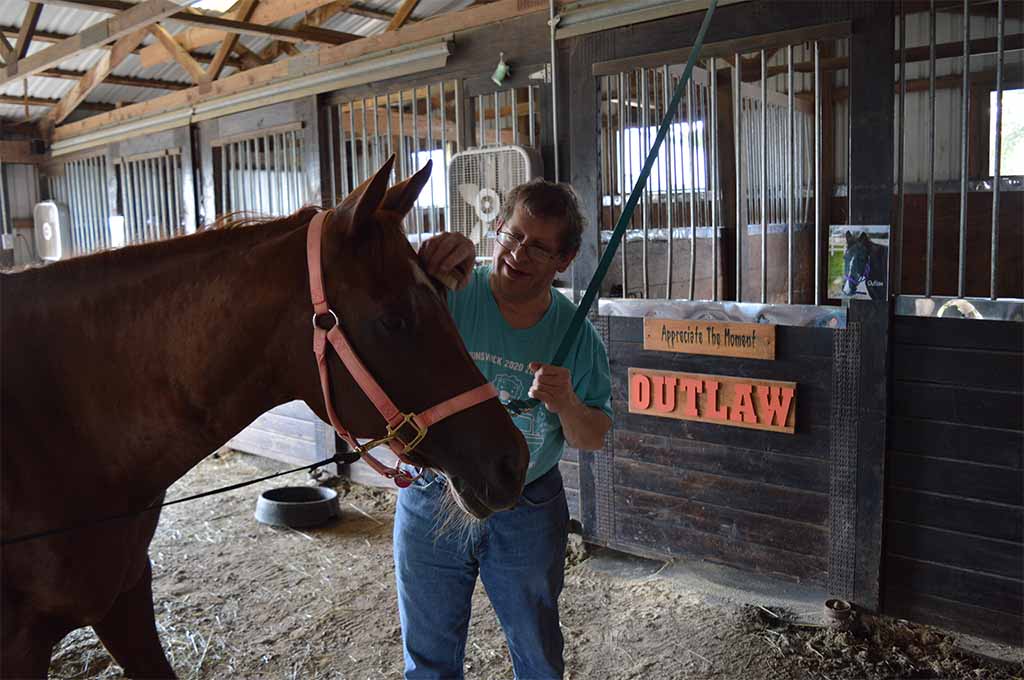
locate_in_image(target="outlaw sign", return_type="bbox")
[628,368,796,434]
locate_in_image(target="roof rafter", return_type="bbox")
[387,0,421,31]
[0,93,114,111]
[202,0,259,82]
[148,24,206,82]
[15,3,44,61]
[1,0,185,88]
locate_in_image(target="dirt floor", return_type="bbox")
[50,450,1024,680]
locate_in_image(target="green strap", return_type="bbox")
[507,0,719,416]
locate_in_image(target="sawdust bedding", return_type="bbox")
[49,450,1023,679]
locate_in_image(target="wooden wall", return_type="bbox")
[883,316,1023,646]
[593,316,833,585]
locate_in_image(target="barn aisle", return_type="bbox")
[49,451,1022,680]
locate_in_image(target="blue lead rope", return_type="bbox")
[506,0,720,416]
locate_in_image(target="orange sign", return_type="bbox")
[628,368,796,434]
[644,319,775,360]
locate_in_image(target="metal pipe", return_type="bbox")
[640,69,650,299]
[161,156,170,238]
[687,74,698,300]
[528,86,536,147]
[290,130,301,210]
[338,105,348,197]
[69,161,83,252]
[150,157,161,239]
[84,159,98,251]
[619,72,628,297]
[413,89,421,240]
[663,67,674,299]
[238,141,248,215]
[361,99,369,183]
[385,93,394,173]
[327,106,337,207]
[262,137,273,215]
[117,161,130,242]
[173,155,182,234]
[494,91,501,146]
[275,135,285,214]
[347,103,358,185]
[957,0,970,298]
[787,45,795,304]
[895,0,907,297]
[991,0,1005,299]
[734,54,743,302]
[454,79,464,151]
[710,57,719,301]
[373,94,381,171]
[511,87,519,146]
[427,83,437,232]
[219,146,228,217]
[549,0,560,179]
[927,2,936,297]
[248,139,259,214]
[398,92,406,182]
[814,42,822,305]
[760,50,768,304]
[440,81,448,232]
[131,159,143,242]
[97,157,109,248]
[477,94,484,147]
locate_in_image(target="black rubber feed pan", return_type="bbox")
[255,486,339,529]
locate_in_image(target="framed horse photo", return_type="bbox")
[828,225,891,301]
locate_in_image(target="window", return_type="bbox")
[989,88,1024,176]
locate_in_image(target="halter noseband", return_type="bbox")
[307,209,498,487]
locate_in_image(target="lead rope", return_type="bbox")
[505,0,719,415]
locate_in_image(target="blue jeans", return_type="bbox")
[393,465,570,680]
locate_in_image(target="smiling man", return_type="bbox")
[394,179,613,679]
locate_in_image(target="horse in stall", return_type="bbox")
[0,156,529,678]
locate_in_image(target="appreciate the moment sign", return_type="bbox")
[643,319,775,360]
[628,368,796,434]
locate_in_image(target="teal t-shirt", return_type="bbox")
[447,266,613,483]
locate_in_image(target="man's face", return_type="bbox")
[490,203,575,305]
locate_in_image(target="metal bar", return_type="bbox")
[734,53,743,302]
[477,94,484,147]
[338,104,350,198]
[275,135,285,214]
[427,83,437,232]
[454,79,464,152]
[440,81,448,232]
[238,140,248,214]
[290,130,301,211]
[67,161,80,253]
[326,105,337,207]
[494,91,500,146]
[373,94,381,171]
[246,139,256,215]
[957,0,970,298]
[262,137,272,215]
[138,158,149,242]
[640,68,650,299]
[663,67,674,299]
[85,159,97,251]
[117,161,129,242]
[360,98,369,183]
[710,56,718,301]
[150,157,160,240]
[172,155,182,234]
[219,146,227,216]
[99,157,109,248]
[687,73,698,300]
[413,89,421,238]
[926,2,936,297]
[347,103,357,185]
[159,155,169,238]
[385,93,394,173]
[131,159,143,241]
[528,86,536,147]
[760,49,767,304]
[398,91,406,184]
[787,45,795,305]
[814,41,822,305]
[619,72,627,296]
[991,0,1004,299]
[511,87,519,146]
[549,0,560,179]
[895,0,906,296]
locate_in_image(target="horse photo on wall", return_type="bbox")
[828,225,890,301]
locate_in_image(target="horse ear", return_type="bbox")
[332,155,396,236]
[380,160,433,217]
[845,230,854,245]
[858,232,870,243]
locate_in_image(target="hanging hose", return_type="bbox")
[506,0,719,416]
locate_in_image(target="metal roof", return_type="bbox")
[0,0,473,122]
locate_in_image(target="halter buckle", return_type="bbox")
[387,412,428,454]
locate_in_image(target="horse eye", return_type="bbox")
[379,314,410,334]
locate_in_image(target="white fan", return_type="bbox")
[448,145,542,260]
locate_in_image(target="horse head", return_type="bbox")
[842,231,873,297]
[309,156,529,518]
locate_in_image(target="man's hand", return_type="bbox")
[528,362,578,414]
[419,232,475,290]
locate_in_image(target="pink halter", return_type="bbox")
[307,210,498,487]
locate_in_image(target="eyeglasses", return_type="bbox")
[495,225,558,264]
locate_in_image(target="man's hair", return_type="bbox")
[500,179,584,256]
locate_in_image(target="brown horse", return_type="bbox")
[0,157,529,678]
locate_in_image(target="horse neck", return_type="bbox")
[4,220,320,496]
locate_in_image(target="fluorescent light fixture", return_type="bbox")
[556,0,748,40]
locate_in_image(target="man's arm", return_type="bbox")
[528,362,612,450]
[418,232,475,289]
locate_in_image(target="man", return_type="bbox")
[395,179,613,680]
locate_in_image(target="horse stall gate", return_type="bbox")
[562,0,1022,647]
[193,97,331,468]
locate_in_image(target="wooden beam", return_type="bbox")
[0,93,114,111]
[53,0,544,141]
[387,0,421,30]
[48,27,149,124]
[0,140,47,164]
[15,3,44,61]
[232,42,267,69]
[1,0,183,87]
[40,67,187,90]
[251,0,353,69]
[148,25,206,83]
[203,0,259,82]
[0,33,14,63]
